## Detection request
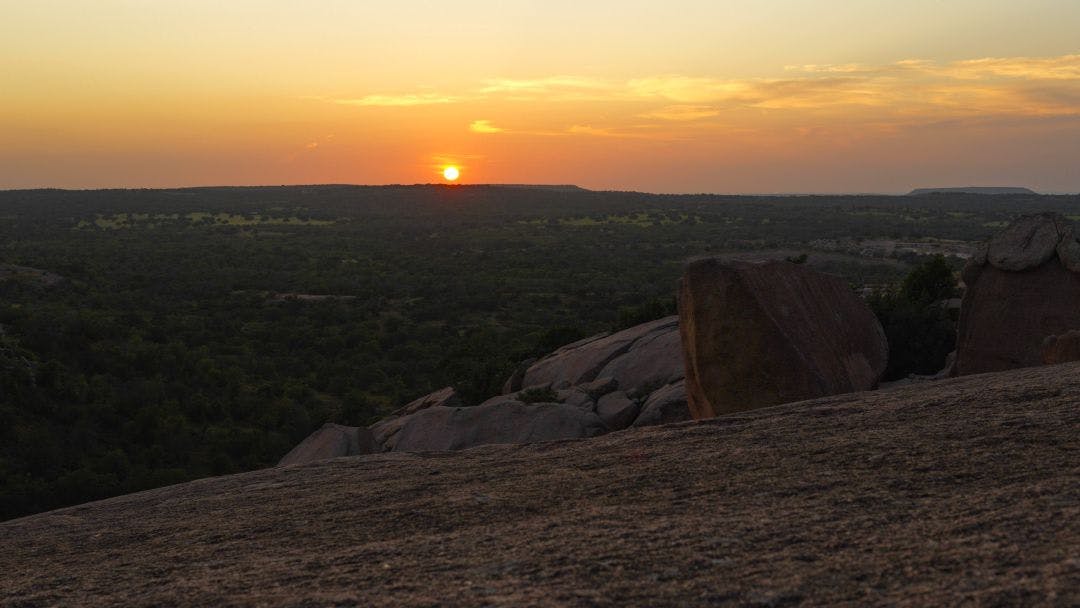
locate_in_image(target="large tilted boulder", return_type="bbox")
[277,423,379,466]
[678,259,888,419]
[955,213,1080,375]
[392,402,606,452]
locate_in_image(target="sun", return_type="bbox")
[442,166,460,182]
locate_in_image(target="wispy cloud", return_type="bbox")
[332,93,463,107]
[314,53,1080,133]
[639,105,721,121]
[469,119,504,134]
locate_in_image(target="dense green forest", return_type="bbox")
[1,185,1078,520]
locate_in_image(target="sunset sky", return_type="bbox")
[3,1,1079,193]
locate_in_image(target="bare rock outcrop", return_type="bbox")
[632,380,691,427]
[955,213,1080,375]
[370,387,460,451]
[391,402,605,452]
[1041,330,1080,365]
[276,423,379,466]
[519,317,682,392]
[678,259,888,418]
[283,318,692,461]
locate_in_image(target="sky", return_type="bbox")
[2,0,1079,193]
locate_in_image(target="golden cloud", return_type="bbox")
[323,53,1080,132]
[332,93,463,107]
[469,120,504,134]
[640,105,721,121]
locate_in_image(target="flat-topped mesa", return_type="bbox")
[956,212,1080,375]
[908,186,1037,196]
[678,259,888,418]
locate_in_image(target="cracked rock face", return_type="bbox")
[519,316,682,391]
[956,213,1080,375]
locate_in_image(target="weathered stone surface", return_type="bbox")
[519,317,678,390]
[475,395,525,409]
[579,376,619,399]
[594,322,683,396]
[678,259,888,418]
[632,380,692,427]
[276,423,378,466]
[986,212,1067,271]
[1041,330,1080,365]
[956,214,1080,375]
[556,388,594,410]
[595,391,639,430]
[1057,226,1080,273]
[369,387,461,451]
[393,386,460,417]
[7,364,1078,606]
[501,358,536,394]
[392,402,606,452]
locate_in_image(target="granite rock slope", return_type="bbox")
[3,363,1077,607]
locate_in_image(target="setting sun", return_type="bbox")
[442,166,461,182]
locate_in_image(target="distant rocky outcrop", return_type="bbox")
[281,319,692,460]
[369,387,460,452]
[276,423,379,466]
[908,186,1036,196]
[392,401,606,452]
[518,317,682,391]
[955,213,1080,375]
[383,318,689,451]
[678,259,888,418]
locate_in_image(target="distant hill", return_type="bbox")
[908,186,1037,196]
[478,184,589,192]
[2,363,1076,606]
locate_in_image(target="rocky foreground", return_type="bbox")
[3,364,1079,607]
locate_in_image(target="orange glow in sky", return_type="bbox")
[2,1,1079,193]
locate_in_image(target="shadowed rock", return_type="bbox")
[276,423,378,466]
[595,391,639,430]
[956,213,1080,375]
[392,402,605,452]
[678,259,887,418]
[632,380,692,427]
[1041,330,1080,365]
